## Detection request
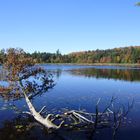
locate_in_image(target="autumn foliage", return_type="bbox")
[0,48,54,100]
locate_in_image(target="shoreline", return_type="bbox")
[38,63,140,67]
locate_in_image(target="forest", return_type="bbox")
[0,46,140,64]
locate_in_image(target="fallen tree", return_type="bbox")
[22,94,133,140]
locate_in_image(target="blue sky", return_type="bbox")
[0,0,140,54]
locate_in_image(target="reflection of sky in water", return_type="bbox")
[40,71,140,111]
[0,65,140,139]
[0,81,9,87]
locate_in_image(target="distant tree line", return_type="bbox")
[0,46,140,64]
[67,46,140,64]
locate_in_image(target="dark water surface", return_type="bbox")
[0,64,140,140]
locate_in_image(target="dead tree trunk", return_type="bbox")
[19,82,64,129]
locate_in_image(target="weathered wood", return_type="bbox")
[19,82,64,129]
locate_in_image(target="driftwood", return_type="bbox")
[19,82,64,129]
[20,82,133,138]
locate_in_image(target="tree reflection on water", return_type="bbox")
[69,68,140,82]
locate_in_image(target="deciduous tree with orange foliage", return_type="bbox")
[0,48,54,100]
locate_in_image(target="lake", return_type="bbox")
[0,64,140,140]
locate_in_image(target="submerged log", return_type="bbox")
[19,81,133,137]
[23,91,64,129]
[19,82,64,129]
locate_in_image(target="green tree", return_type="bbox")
[136,2,140,6]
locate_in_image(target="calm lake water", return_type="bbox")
[0,64,140,140]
